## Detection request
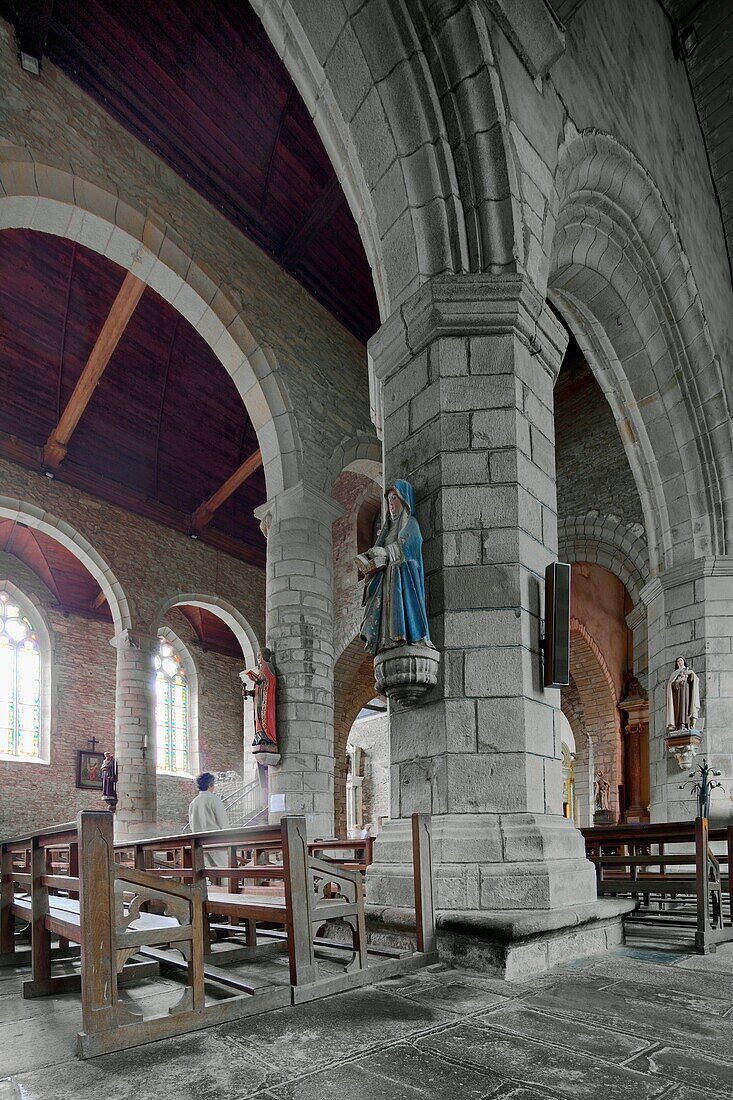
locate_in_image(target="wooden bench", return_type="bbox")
[582,817,733,953]
[1,811,437,1056]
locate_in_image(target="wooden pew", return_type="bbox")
[1,812,438,1057]
[582,818,733,953]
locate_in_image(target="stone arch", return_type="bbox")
[251,0,519,317]
[0,578,53,765]
[325,432,382,493]
[0,496,131,635]
[156,624,200,777]
[549,129,733,572]
[0,149,301,498]
[558,512,649,607]
[333,635,379,837]
[569,618,621,822]
[150,593,259,668]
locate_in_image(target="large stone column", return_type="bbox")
[255,482,342,839]
[619,679,649,823]
[643,559,733,823]
[112,628,158,839]
[367,274,597,912]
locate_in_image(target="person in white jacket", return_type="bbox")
[188,772,229,867]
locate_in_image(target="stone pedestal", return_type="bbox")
[112,629,157,840]
[366,274,597,913]
[256,482,342,839]
[643,559,733,824]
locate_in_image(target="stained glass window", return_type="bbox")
[0,592,41,759]
[155,637,189,773]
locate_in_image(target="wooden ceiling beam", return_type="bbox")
[43,269,145,469]
[277,176,344,269]
[0,433,265,570]
[190,449,263,534]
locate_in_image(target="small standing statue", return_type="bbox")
[100,751,118,813]
[593,769,611,813]
[357,480,439,704]
[666,656,701,731]
[243,648,279,765]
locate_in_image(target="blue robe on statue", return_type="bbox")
[360,480,431,655]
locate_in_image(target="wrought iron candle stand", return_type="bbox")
[679,757,722,819]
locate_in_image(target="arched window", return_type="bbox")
[0,591,42,759]
[155,637,189,774]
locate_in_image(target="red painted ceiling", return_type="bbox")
[16,0,380,343]
[0,228,267,566]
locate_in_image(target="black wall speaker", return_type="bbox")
[544,562,571,688]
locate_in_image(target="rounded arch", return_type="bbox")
[569,618,621,823]
[251,0,518,316]
[0,149,301,498]
[325,432,382,493]
[0,578,53,765]
[156,624,200,777]
[151,593,259,668]
[0,496,130,635]
[333,635,379,837]
[550,129,733,571]
[558,512,650,608]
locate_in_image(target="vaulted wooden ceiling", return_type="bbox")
[0,228,267,567]
[0,0,379,343]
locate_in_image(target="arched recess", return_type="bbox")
[150,593,259,668]
[333,635,380,837]
[0,150,301,498]
[251,0,520,317]
[558,512,649,608]
[0,579,53,765]
[0,496,130,636]
[549,130,733,572]
[156,625,199,777]
[568,619,621,823]
[325,432,382,494]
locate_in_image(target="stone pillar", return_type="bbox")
[619,679,649,822]
[643,559,733,824]
[255,482,342,839]
[367,274,597,912]
[112,628,158,839]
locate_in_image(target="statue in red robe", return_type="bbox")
[244,648,278,761]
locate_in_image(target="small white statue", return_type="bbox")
[666,656,701,731]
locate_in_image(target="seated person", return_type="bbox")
[188,772,229,867]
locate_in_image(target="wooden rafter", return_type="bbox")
[190,449,263,534]
[277,176,344,268]
[43,269,145,469]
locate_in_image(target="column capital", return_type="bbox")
[110,627,158,653]
[368,273,568,385]
[640,556,733,604]
[254,480,344,535]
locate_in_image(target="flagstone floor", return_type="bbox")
[2,943,733,1099]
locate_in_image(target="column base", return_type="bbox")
[366,813,597,911]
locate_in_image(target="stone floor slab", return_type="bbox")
[626,1045,733,1097]
[475,1001,652,1063]
[262,1042,504,1100]
[415,1022,670,1100]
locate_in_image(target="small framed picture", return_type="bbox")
[76,750,105,790]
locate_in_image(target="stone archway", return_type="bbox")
[550,130,733,571]
[151,593,259,667]
[333,636,379,837]
[0,151,301,499]
[251,0,521,319]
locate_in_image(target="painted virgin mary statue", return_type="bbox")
[359,480,431,656]
[666,656,701,731]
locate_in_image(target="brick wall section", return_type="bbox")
[0,558,249,839]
